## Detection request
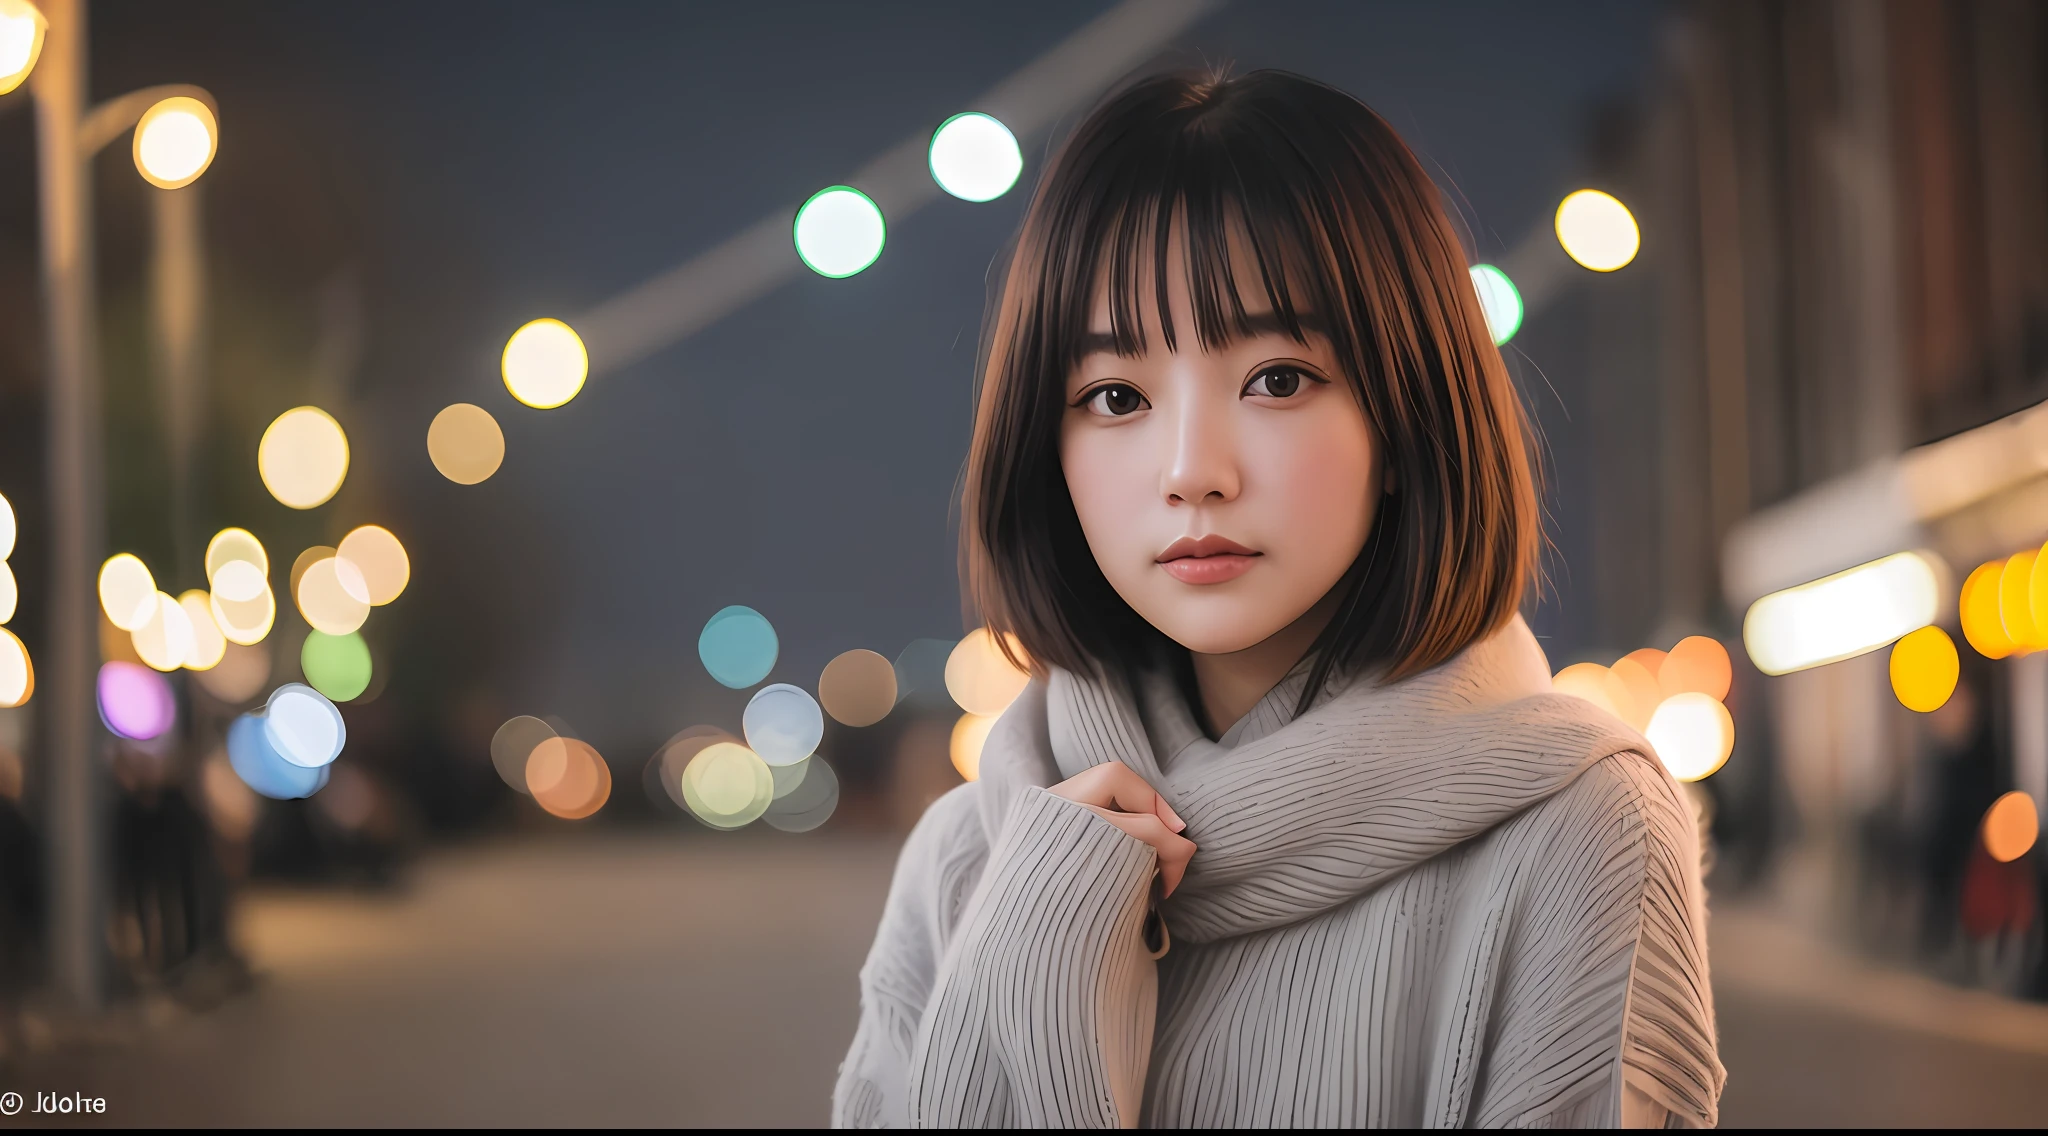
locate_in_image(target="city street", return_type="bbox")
[8,834,2046,1127]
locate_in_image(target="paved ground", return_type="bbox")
[5,833,2046,1127]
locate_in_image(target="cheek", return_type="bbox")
[1249,409,1377,559]
[1060,425,1153,553]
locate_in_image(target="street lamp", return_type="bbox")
[5,0,221,1012]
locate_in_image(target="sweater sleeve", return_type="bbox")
[832,784,993,1128]
[907,787,1159,1129]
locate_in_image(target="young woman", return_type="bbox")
[833,70,1722,1129]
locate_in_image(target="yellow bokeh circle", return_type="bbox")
[258,407,349,509]
[209,563,276,646]
[336,525,409,606]
[502,318,588,409]
[0,627,32,708]
[98,553,157,631]
[1888,626,1958,713]
[681,741,774,828]
[944,628,1030,717]
[1960,561,2013,659]
[133,95,217,189]
[426,403,505,484]
[295,557,370,635]
[131,591,195,672]
[178,590,228,672]
[205,527,268,584]
[951,712,997,781]
[1643,692,1734,782]
[1554,189,1641,272]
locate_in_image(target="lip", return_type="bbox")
[1157,535,1261,585]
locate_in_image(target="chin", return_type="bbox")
[1148,613,1286,657]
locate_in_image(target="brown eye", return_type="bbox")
[1245,366,1306,398]
[1085,384,1148,416]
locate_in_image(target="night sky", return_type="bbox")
[0,1,1670,760]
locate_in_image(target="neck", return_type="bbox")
[1189,590,1341,737]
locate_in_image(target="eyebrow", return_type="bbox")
[1076,311,1329,357]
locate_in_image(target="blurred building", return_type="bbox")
[1575,0,2048,996]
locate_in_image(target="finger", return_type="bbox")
[1060,762,1186,832]
[1086,807,1197,896]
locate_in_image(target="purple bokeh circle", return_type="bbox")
[98,661,175,741]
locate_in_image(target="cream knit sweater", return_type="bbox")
[833,617,1723,1127]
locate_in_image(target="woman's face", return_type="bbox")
[1060,268,1383,657]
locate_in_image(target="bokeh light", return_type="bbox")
[893,638,956,705]
[699,605,778,689]
[209,566,276,646]
[1609,656,1661,731]
[528,737,611,820]
[1982,791,2038,862]
[98,553,157,631]
[133,96,217,189]
[764,756,839,833]
[302,630,372,702]
[264,683,346,768]
[649,726,739,813]
[1551,662,1629,722]
[743,683,824,766]
[258,407,350,509]
[228,711,328,800]
[819,648,897,727]
[290,545,333,596]
[502,318,588,410]
[490,715,556,794]
[793,186,885,278]
[1999,550,2045,650]
[951,713,996,781]
[1644,692,1734,782]
[1622,647,1667,676]
[1468,264,1523,346]
[97,661,174,740]
[1889,626,1959,713]
[178,590,227,671]
[945,628,1030,717]
[0,488,13,558]
[1659,636,1732,701]
[1554,188,1641,271]
[296,556,370,635]
[211,557,268,604]
[1742,551,1941,674]
[205,526,268,584]
[0,0,47,98]
[0,627,31,708]
[1960,560,2014,659]
[427,403,506,484]
[336,525,410,606]
[131,591,196,672]
[0,561,14,625]
[929,112,1023,202]
[196,641,269,705]
[682,741,774,828]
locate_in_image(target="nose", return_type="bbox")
[1159,390,1240,507]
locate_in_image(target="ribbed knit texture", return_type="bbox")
[834,616,1723,1128]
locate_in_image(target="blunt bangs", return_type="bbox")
[963,69,1540,709]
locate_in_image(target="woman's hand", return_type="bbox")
[1049,760,1196,896]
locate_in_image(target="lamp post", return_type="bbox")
[6,0,219,1011]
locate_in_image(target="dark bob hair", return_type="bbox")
[962,69,1539,705]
